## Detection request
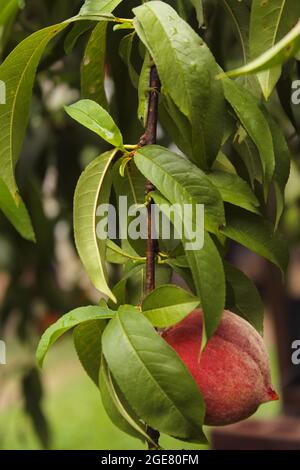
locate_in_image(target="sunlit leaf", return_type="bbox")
[74,150,117,301]
[36,305,114,367]
[133,1,225,169]
[135,145,225,234]
[65,99,123,148]
[81,22,108,108]
[0,179,35,241]
[141,284,200,328]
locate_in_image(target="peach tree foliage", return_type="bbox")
[0,0,297,447]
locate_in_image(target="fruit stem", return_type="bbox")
[138,64,161,448]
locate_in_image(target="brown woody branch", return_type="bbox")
[139,65,161,295]
[138,64,161,448]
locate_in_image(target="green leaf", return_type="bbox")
[223,22,300,85]
[0,0,22,54]
[138,51,152,126]
[166,260,196,293]
[133,1,225,169]
[135,145,225,234]
[102,306,207,443]
[141,284,199,328]
[185,232,225,340]
[81,22,108,108]
[64,21,92,54]
[222,5,300,98]
[190,0,204,27]
[0,179,35,241]
[221,207,289,273]
[221,0,249,66]
[108,263,144,308]
[0,0,124,201]
[99,356,154,445]
[208,170,260,214]
[74,150,117,301]
[79,0,124,16]
[36,305,114,368]
[223,79,275,191]
[224,262,264,335]
[233,128,263,187]
[265,115,291,228]
[73,320,105,385]
[113,159,146,207]
[0,22,68,198]
[159,96,194,161]
[65,99,123,148]
[119,32,139,88]
[249,0,300,99]
[106,239,145,264]
[151,191,225,341]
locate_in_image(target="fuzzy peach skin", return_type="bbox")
[162,309,278,426]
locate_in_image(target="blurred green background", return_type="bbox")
[0,335,280,450]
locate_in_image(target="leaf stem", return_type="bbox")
[138,64,161,449]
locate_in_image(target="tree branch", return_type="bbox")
[139,65,161,295]
[138,64,161,448]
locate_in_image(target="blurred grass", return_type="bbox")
[0,336,281,450]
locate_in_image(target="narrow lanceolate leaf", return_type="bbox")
[221,0,250,65]
[133,1,225,169]
[99,357,154,445]
[138,51,152,126]
[108,264,143,308]
[225,262,264,335]
[190,0,204,27]
[185,232,225,340]
[0,179,35,242]
[65,99,123,148]
[223,79,275,191]
[74,150,117,301]
[106,240,145,264]
[81,22,108,108]
[249,0,300,99]
[73,320,105,385]
[221,207,289,274]
[119,33,139,88]
[135,145,225,234]
[64,21,92,54]
[102,307,207,443]
[151,192,225,341]
[36,305,114,367]
[0,22,68,198]
[208,170,260,214]
[75,0,128,102]
[0,0,22,54]
[79,0,124,17]
[222,20,300,92]
[141,285,200,328]
[159,95,194,161]
[267,117,291,228]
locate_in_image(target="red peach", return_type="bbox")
[162,309,278,426]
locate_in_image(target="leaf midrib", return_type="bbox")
[138,4,200,122]
[137,151,217,208]
[117,314,201,436]
[264,0,287,88]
